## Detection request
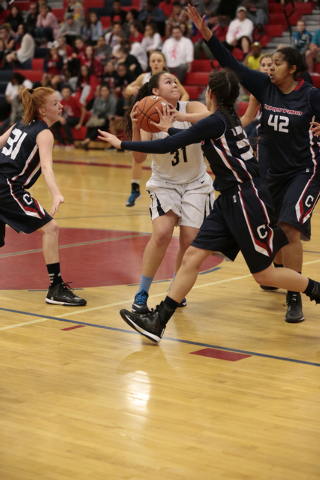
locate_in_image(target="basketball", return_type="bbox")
[135,95,169,133]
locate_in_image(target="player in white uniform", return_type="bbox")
[124,51,189,207]
[108,71,214,313]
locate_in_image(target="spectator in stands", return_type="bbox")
[305,19,320,73]
[66,36,85,80]
[0,0,7,13]
[292,20,312,58]
[34,4,60,43]
[105,22,123,49]
[196,0,221,17]
[115,41,144,78]
[0,84,25,135]
[5,23,35,68]
[162,25,194,83]
[74,64,100,106]
[223,6,253,58]
[0,24,15,56]
[0,38,5,68]
[57,12,81,46]
[216,0,241,27]
[194,13,222,59]
[0,72,32,121]
[55,36,73,82]
[241,0,269,37]
[243,41,262,70]
[65,0,85,26]
[138,0,166,36]
[82,11,103,46]
[26,3,39,38]
[129,39,148,72]
[52,84,87,149]
[111,0,128,26]
[141,22,162,55]
[4,5,24,34]
[94,35,112,65]
[129,22,144,44]
[158,0,173,19]
[114,62,136,99]
[165,1,189,38]
[42,45,63,90]
[102,60,117,91]
[80,84,117,150]
[108,95,130,145]
[81,45,103,78]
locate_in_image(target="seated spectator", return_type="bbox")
[57,13,81,46]
[42,45,63,90]
[241,0,269,37]
[129,22,144,44]
[26,2,39,37]
[162,25,194,83]
[158,0,173,19]
[5,5,24,34]
[216,0,241,27]
[65,0,85,26]
[81,45,104,78]
[165,1,189,38]
[0,24,15,57]
[105,22,123,49]
[80,84,117,150]
[141,22,162,55]
[55,36,73,82]
[292,20,312,57]
[223,6,253,58]
[129,39,148,72]
[5,23,35,68]
[34,4,60,44]
[138,0,166,36]
[194,13,222,59]
[115,41,144,78]
[196,0,221,17]
[114,62,136,99]
[124,8,139,37]
[0,84,25,136]
[102,60,117,91]
[94,36,112,65]
[305,19,320,73]
[111,0,128,26]
[0,72,32,121]
[82,12,103,46]
[67,36,86,79]
[243,41,262,70]
[52,84,87,148]
[74,64,101,106]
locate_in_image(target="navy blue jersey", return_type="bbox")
[0,119,49,189]
[206,35,320,177]
[122,110,260,192]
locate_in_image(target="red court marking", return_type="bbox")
[0,228,223,290]
[190,348,251,362]
[61,325,86,331]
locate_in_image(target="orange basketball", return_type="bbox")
[135,95,169,133]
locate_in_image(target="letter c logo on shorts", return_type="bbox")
[257,224,268,239]
[23,194,32,205]
[305,195,314,208]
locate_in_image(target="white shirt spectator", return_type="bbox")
[5,79,33,101]
[162,35,194,69]
[226,17,254,45]
[16,33,35,64]
[130,42,148,71]
[141,32,162,53]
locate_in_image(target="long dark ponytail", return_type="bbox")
[208,69,241,129]
[124,71,167,139]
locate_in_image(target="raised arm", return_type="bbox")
[240,95,260,128]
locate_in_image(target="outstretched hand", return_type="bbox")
[310,121,320,137]
[186,4,212,41]
[51,194,64,216]
[150,104,174,132]
[97,129,122,149]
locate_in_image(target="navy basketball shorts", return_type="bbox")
[267,170,320,241]
[0,180,52,241]
[191,182,288,274]
[256,141,269,182]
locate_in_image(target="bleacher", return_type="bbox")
[1,0,320,144]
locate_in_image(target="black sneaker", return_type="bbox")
[120,301,170,343]
[260,285,279,292]
[308,281,320,304]
[285,292,304,323]
[126,190,141,207]
[46,282,87,306]
[132,289,150,314]
[178,297,187,307]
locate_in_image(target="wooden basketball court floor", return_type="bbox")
[1,148,320,480]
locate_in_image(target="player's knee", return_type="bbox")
[182,246,202,269]
[152,228,172,247]
[252,270,270,285]
[46,220,59,237]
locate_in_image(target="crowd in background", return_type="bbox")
[0,0,320,148]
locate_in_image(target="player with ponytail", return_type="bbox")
[0,87,87,306]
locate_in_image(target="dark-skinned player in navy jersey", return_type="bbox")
[0,87,87,306]
[184,5,320,324]
[98,69,320,343]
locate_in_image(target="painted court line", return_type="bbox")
[0,306,320,367]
